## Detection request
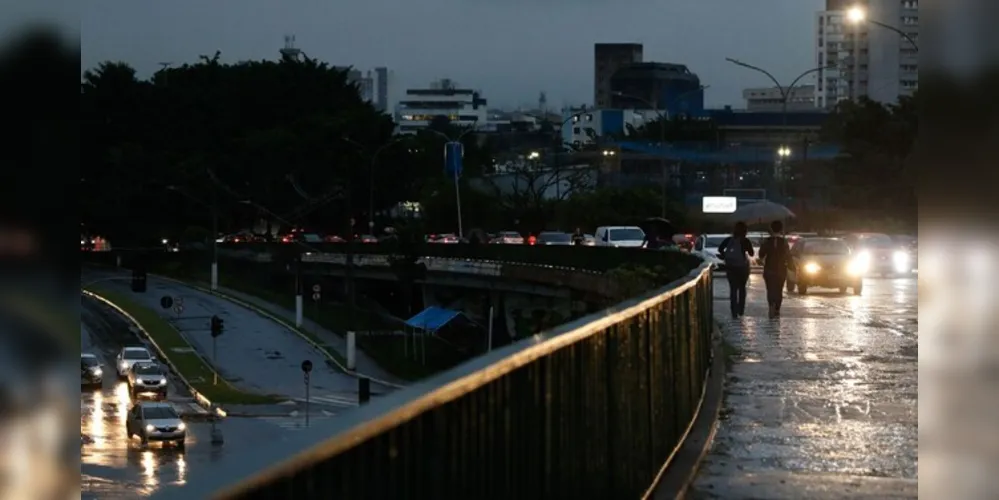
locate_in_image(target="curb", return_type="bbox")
[153,274,406,390]
[643,322,728,500]
[82,289,228,419]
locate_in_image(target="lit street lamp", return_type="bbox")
[847,6,919,51]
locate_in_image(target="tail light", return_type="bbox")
[528,235,537,245]
[281,237,290,243]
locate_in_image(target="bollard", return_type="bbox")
[346,331,356,370]
[209,406,224,445]
[358,377,370,404]
[116,255,122,268]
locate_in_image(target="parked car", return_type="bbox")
[126,401,186,448]
[593,226,646,248]
[786,237,865,295]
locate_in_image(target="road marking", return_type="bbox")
[258,414,337,431]
[292,394,358,407]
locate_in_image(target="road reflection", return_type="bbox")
[82,379,189,495]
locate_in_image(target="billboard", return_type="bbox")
[702,196,738,213]
[444,141,463,178]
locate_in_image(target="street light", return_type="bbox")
[846,6,919,51]
[341,137,409,233]
[527,151,541,160]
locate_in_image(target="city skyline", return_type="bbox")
[83,0,826,109]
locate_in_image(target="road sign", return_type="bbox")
[301,360,313,373]
[160,296,173,309]
[312,284,321,293]
[444,141,464,178]
[312,292,321,301]
[173,304,183,315]
[176,297,184,306]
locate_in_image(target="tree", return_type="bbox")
[81,54,398,243]
[821,94,917,222]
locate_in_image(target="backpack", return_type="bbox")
[723,237,749,268]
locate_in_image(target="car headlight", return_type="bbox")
[177,422,186,431]
[847,258,869,276]
[145,424,155,432]
[893,250,910,271]
[803,262,821,274]
[120,361,128,369]
[92,367,102,376]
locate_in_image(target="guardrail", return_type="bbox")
[150,261,715,499]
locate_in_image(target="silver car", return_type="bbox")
[116,346,154,378]
[126,402,186,447]
[127,362,168,400]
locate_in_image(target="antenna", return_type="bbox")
[280,34,302,61]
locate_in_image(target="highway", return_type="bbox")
[80,296,340,498]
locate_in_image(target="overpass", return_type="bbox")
[92,243,716,499]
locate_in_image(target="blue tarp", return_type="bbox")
[404,306,465,333]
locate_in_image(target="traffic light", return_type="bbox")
[131,267,147,293]
[210,315,224,337]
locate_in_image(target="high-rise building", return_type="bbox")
[395,79,489,134]
[609,62,704,117]
[374,67,389,112]
[593,43,643,108]
[814,0,919,109]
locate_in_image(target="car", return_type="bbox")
[692,234,729,269]
[843,232,913,276]
[116,346,155,378]
[492,231,524,245]
[746,232,767,267]
[127,362,169,400]
[536,232,573,246]
[428,233,460,244]
[81,353,103,388]
[672,233,695,252]
[581,234,596,246]
[594,226,646,248]
[126,401,186,448]
[786,237,865,295]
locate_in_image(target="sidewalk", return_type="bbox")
[207,285,406,387]
[689,274,917,499]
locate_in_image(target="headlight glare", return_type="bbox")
[804,262,821,274]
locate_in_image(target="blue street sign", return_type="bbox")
[444,141,463,178]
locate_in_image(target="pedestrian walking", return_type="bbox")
[758,220,793,319]
[571,227,586,246]
[717,221,754,318]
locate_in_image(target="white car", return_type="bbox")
[126,401,186,447]
[127,362,169,400]
[594,226,646,248]
[116,346,155,378]
[693,234,729,268]
[492,231,524,245]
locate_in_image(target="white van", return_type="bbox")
[594,226,646,247]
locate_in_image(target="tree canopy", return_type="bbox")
[80,55,493,244]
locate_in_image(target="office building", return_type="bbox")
[609,62,705,117]
[593,43,644,108]
[743,85,816,112]
[395,79,488,134]
[815,0,919,108]
[374,67,389,112]
[561,107,655,147]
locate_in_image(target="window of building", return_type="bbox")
[573,126,581,134]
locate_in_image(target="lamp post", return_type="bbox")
[341,137,408,234]
[613,86,707,218]
[166,185,218,291]
[725,59,832,199]
[847,6,919,51]
[428,127,478,239]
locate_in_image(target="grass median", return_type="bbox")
[85,286,280,405]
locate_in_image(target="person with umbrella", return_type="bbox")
[717,221,755,318]
[758,220,794,319]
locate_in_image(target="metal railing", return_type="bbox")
[150,261,714,499]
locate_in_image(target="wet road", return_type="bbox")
[689,274,917,499]
[81,296,333,499]
[84,269,362,406]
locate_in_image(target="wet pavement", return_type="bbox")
[689,274,917,499]
[83,269,363,407]
[81,295,349,498]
